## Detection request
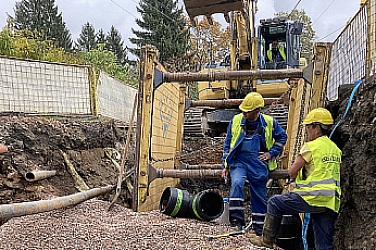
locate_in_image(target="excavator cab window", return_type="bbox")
[258,20,303,70]
[258,24,287,70]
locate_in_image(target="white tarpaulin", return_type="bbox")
[97,72,137,124]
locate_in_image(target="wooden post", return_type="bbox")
[133,45,157,211]
[88,66,98,116]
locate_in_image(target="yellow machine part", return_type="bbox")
[257,81,289,98]
[198,68,230,100]
[235,12,250,63]
[183,0,243,20]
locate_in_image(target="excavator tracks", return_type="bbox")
[184,103,289,137]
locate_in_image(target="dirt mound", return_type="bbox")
[0,115,134,208]
[330,76,376,249]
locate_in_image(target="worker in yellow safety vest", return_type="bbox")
[251,108,343,250]
[267,40,286,63]
[222,92,287,235]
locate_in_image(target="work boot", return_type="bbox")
[250,235,274,248]
[251,213,282,248]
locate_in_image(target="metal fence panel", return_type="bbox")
[97,72,138,124]
[327,5,368,101]
[0,57,91,114]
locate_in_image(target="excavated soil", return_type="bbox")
[0,115,134,209]
[329,76,376,249]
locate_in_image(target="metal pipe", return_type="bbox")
[181,163,223,169]
[163,69,302,83]
[0,185,114,220]
[25,170,57,182]
[148,164,288,185]
[189,98,281,108]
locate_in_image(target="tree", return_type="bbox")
[96,29,106,46]
[76,22,97,52]
[0,23,83,64]
[105,26,126,65]
[276,10,316,63]
[81,44,138,87]
[130,0,189,64]
[189,17,231,70]
[11,0,73,50]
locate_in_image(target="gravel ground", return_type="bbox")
[0,200,268,250]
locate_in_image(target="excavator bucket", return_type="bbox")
[183,0,243,25]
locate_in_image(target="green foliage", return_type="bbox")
[81,44,138,87]
[0,25,138,87]
[276,10,316,63]
[96,29,106,46]
[76,22,97,52]
[11,0,73,51]
[130,0,189,64]
[105,26,126,65]
[0,24,82,64]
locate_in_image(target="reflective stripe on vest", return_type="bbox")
[296,178,340,189]
[293,136,342,213]
[225,113,277,171]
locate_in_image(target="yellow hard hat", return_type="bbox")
[303,108,334,125]
[239,92,264,112]
[360,0,367,5]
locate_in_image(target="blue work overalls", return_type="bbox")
[223,114,287,236]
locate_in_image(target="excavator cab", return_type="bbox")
[258,17,303,70]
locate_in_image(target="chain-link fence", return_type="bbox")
[327,4,368,101]
[0,56,91,114]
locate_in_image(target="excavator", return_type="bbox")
[183,0,305,136]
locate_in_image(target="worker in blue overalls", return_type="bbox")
[222,92,287,236]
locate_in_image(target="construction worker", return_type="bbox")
[251,108,343,250]
[221,92,287,235]
[267,40,286,69]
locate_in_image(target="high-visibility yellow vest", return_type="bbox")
[225,113,277,171]
[293,136,342,213]
[267,46,286,62]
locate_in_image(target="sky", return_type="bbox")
[0,0,362,50]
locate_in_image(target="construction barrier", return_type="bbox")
[0,56,136,124]
[97,71,137,124]
[327,4,368,101]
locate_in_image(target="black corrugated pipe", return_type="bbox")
[159,187,224,221]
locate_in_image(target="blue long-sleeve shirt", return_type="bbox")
[222,113,287,168]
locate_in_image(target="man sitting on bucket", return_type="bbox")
[222,92,287,235]
[251,108,343,250]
